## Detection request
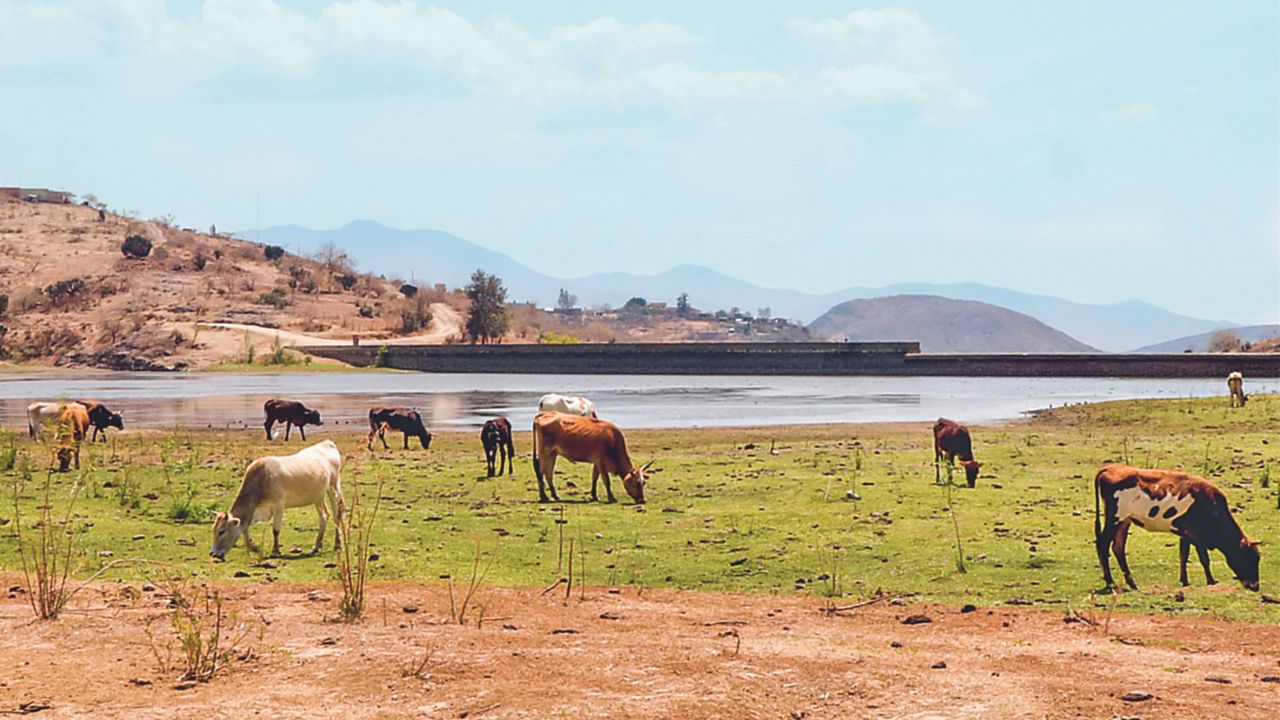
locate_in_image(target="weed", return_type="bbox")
[148,580,259,683]
[336,472,379,622]
[448,541,492,625]
[10,468,84,619]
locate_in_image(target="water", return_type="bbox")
[1,371,1271,433]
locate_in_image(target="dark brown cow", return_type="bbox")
[481,417,515,477]
[1095,464,1260,592]
[263,399,322,441]
[531,412,648,504]
[933,418,981,487]
[73,399,124,442]
[368,407,433,450]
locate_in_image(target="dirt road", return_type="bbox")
[202,302,463,347]
[2,579,1277,719]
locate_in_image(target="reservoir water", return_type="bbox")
[1,371,1272,432]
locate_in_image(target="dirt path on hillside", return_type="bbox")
[2,579,1277,719]
[202,303,462,347]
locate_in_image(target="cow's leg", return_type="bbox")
[486,444,496,477]
[1195,544,1216,585]
[298,423,306,441]
[403,432,409,450]
[270,505,284,557]
[264,418,274,441]
[543,454,561,502]
[312,500,328,555]
[934,446,941,484]
[1112,521,1137,590]
[73,444,80,470]
[1179,537,1192,586]
[591,466,600,501]
[1096,512,1119,591]
[284,422,292,441]
[241,524,261,554]
[379,425,389,449]
[601,470,617,503]
[506,440,515,475]
[90,426,99,443]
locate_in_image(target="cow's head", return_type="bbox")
[418,427,434,450]
[210,511,244,560]
[304,408,322,426]
[961,460,982,487]
[623,461,652,504]
[55,446,74,473]
[106,411,124,430]
[1227,536,1261,591]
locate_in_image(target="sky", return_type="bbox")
[1,0,1277,323]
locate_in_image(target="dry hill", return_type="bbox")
[808,295,1097,352]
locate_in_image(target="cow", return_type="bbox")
[531,411,649,504]
[53,403,90,472]
[263,399,322,441]
[73,399,124,442]
[367,407,433,451]
[1227,372,1247,408]
[210,439,345,559]
[1094,464,1260,592]
[538,393,598,419]
[27,401,67,441]
[481,417,515,477]
[933,418,982,487]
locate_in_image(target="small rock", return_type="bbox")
[142,584,156,592]
[1174,591,1185,602]
[599,612,621,620]
[131,534,145,541]
[368,553,380,561]
[99,550,114,558]
[888,598,906,606]
[960,604,977,613]
[901,614,932,625]
[729,557,747,567]
[1205,676,1231,684]
[403,605,418,614]
[233,570,250,578]
[17,701,51,713]
[320,637,337,646]
[129,678,151,686]
[931,661,947,669]
[550,628,580,635]
[889,641,903,648]
[173,680,198,691]
[1261,675,1280,683]
[1121,690,1153,702]
[502,624,518,631]
[8,585,24,593]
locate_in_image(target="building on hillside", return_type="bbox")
[2,187,72,204]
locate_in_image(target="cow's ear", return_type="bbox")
[229,516,241,527]
[1244,537,1261,548]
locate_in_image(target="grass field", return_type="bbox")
[3,394,1278,622]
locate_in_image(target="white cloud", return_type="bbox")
[1099,102,1158,123]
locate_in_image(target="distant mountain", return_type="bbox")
[1132,324,1280,353]
[246,220,1233,352]
[808,295,1098,353]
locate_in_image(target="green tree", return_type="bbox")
[557,288,577,310]
[676,292,690,318]
[465,270,509,344]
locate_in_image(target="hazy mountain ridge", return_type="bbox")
[808,295,1098,353]
[1132,324,1280,353]
[248,220,1236,352]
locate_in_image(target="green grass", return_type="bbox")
[4,395,1279,621]
[204,361,402,373]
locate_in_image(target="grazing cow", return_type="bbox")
[531,411,648,504]
[1094,464,1260,592]
[933,418,982,487]
[263,399,323,441]
[481,417,515,477]
[538,393,598,419]
[73,399,124,442]
[53,403,90,472]
[1227,372,1247,408]
[367,407,433,451]
[210,439,344,559]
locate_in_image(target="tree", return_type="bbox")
[313,241,353,275]
[676,292,690,318]
[1207,330,1243,353]
[557,288,577,310]
[263,245,286,261]
[400,283,418,298]
[121,234,152,259]
[757,307,771,320]
[464,269,509,344]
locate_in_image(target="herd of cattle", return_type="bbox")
[19,373,1264,592]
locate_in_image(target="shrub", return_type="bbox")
[262,335,300,366]
[256,288,290,309]
[44,278,87,306]
[121,235,152,259]
[193,254,207,271]
[336,472,384,622]
[374,345,391,367]
[263,245,286,261]
[400,283,418,298]
[0,293,8,316]
[539,331,580,345]
[337,274,358,291]
[399,296,433,333]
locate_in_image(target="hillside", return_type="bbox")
[1132,324,1280,353]
[251,221,1229,351]
[808,295,1097,353]
[0,197,459,370]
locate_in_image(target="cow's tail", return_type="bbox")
[531,422,542,483]
[1093,470,1103,544]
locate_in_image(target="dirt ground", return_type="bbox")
[2,576,1277,719]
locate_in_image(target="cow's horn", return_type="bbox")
[641,460,654,471]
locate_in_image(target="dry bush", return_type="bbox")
[1207,330,1243,353]
[336,472,381,623]
[10,465,83,619]
[147,579,261,683]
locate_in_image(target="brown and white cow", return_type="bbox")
[263,399,322,441]
[1094,464,1260,592]
[1227,372,1247,408]
[933,418,981,487]
[481,417,515,477]
[531,411,648,504]
[54,403,90,472]
[367,407,433,451]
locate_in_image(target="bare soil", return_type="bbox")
[2,576,1277,719]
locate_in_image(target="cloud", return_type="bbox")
[1099,102,1158,123]
[0,1,981,113]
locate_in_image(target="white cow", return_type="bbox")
[27,401,82,441]
[538,393,598,419]
[210,439,345,559]
[1228,372,1247,408]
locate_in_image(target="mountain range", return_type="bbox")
[247,220,1237,352]
[1133,324,1280,353]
